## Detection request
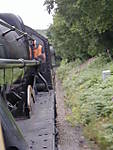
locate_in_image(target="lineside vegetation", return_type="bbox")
[44,1,113,149]
[57,56,113,150]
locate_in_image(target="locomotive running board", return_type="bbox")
[16,90,56,150]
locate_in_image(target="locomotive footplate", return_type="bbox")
[16,90,56,150]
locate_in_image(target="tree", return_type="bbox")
[45,0,113,61]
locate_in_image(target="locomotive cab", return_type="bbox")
[25,25,53,90]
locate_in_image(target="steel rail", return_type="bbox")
[0,59,40,69]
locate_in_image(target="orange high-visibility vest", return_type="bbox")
[33,44,42,59]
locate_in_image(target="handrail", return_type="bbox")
[0,20,34,41]
[0,59,40,69]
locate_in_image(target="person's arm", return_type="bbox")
[37,53,46,63]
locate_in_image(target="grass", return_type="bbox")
[57,56,113,150]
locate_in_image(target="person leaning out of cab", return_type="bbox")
[29,39,46,63]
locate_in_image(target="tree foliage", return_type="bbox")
[45,0,113,61]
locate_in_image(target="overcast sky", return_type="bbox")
[0,0,53,29]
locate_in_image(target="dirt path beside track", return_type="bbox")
[55,76,99,150]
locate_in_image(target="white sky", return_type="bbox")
[0,0,53,29]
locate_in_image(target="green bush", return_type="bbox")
[57,56,113,149]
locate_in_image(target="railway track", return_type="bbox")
[16,90,57,150]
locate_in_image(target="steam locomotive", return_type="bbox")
[0,13,54,150]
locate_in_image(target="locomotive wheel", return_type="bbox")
[26,85,35,118]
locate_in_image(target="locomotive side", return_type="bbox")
[0,16,31,150]
[0,13,56,150]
